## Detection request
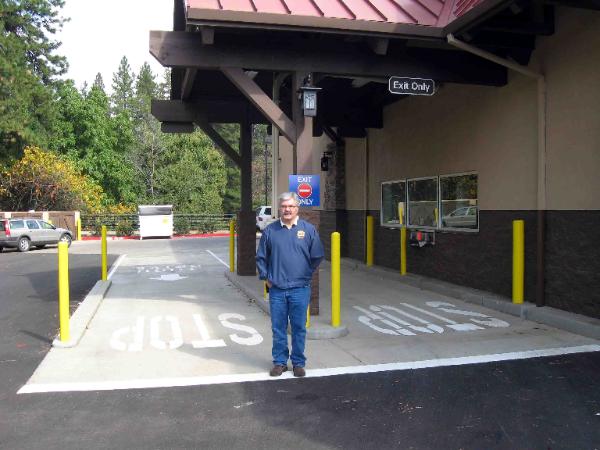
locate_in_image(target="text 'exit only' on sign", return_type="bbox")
[389,77,435,96]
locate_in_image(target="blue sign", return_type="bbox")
[288,174,320,207]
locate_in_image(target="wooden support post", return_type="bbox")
[237,118,256,276]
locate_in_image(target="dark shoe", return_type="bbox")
[293,366,306,377]
[269,365,288,377]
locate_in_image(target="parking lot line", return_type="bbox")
[17,344,600,394]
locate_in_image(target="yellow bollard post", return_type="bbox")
[434,207,439,226]
[229,220,235,273]
[101,225,107,281]
[512,220,525,304]
[400,227,407,275]
[366,215,374,266]
[58,241,70,342]
[76,218,82,241]
[331,231,341,327]
[306,305,310,328]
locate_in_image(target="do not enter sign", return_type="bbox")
[288,175,320,207]
[297,183,312,198]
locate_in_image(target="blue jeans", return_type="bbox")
[269,285,311,368]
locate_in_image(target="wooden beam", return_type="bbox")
[151,99,268,124]
[193,116,242,167]
[150,31,507,86]
[161,122,194,133]
[181,68,197,100]
[367,37,389,55]
[200,26,214,44]
[221,67,297,143]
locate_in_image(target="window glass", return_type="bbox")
[440,173,478,230]
[407,177,438,228]
[26,220,40,229]
[265,207,271,216]
[380,180,406,227]
[40,221,54,229]
[10,220,25,229]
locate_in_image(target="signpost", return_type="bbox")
[289,175,320,207]
[389,77,435,96]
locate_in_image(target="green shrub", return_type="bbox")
[174,217,191,235]
[92,218,104,236]
[115,219,134,236]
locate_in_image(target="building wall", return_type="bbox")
[332,8,600,318]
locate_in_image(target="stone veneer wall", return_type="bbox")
[545,211,600,318]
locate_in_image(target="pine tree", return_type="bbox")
[110,56,135,116]
[0,0,68,161]
[93,72,105,92]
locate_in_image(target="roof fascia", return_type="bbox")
[442,0,516,35]
[185,9,444,40]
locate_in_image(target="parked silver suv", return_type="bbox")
[0,218,73,252]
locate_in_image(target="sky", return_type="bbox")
[56,0,173,92]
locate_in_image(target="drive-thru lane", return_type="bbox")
[17,237,600,393]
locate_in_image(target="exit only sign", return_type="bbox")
[389,77,435,96]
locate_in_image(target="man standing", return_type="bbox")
[256,192,324,377]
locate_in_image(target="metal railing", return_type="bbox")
[81,213,235,236]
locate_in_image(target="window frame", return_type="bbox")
[380,179,407,228]
[439,171,479,233]
[407,175,439,231]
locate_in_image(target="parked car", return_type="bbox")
[0,218,73,252]
[255,206,277,231]
[442,206,478,228]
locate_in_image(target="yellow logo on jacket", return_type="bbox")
[297,230,305,239]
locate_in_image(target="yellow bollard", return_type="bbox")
[101,225,107,281]
[229,220,235,273]
[331,231,341,327]
[306,305,310,328]
[76,218,82,241]
[434,207,439,226]
[366,215,374,266]
[512,220,525,304]
[400,227,407,275]
[58,241,70,342]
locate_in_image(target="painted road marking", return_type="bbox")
[107,254,126,279]
[149,273,188,281]
[206,250,229,268]
[110,313,262,351]
[17,344,600,393]
[355,302,509,335]
[135,264,200,274]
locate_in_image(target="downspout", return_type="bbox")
[446,34,546,307]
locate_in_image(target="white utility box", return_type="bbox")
[138,205,173,239]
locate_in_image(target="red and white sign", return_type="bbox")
[297,183,312,198]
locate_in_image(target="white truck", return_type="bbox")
[255,206,277,231]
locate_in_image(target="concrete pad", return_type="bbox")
[18,239,600,394]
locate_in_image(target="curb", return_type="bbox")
[52,280,112,348]
[224,271,348,340]
[81,233,231,241]
[339,258,600,341]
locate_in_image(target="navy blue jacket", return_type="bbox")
[256,219,324,289]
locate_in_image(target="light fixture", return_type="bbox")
[298,75,322,117]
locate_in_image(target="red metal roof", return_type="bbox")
[185,0,487,33]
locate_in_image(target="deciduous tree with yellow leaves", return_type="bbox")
[0,146,105,212]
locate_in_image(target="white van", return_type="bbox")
[255,206,277,231]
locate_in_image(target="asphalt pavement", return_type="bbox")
[3,237,600,449]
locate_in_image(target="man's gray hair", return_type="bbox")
[278,192,300,206]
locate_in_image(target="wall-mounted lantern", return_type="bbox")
[298,75,322,117]
[321,151,332,171]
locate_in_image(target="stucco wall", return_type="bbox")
[367,75,538,211]
[539,9,600,210]
[362,7,600,213]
